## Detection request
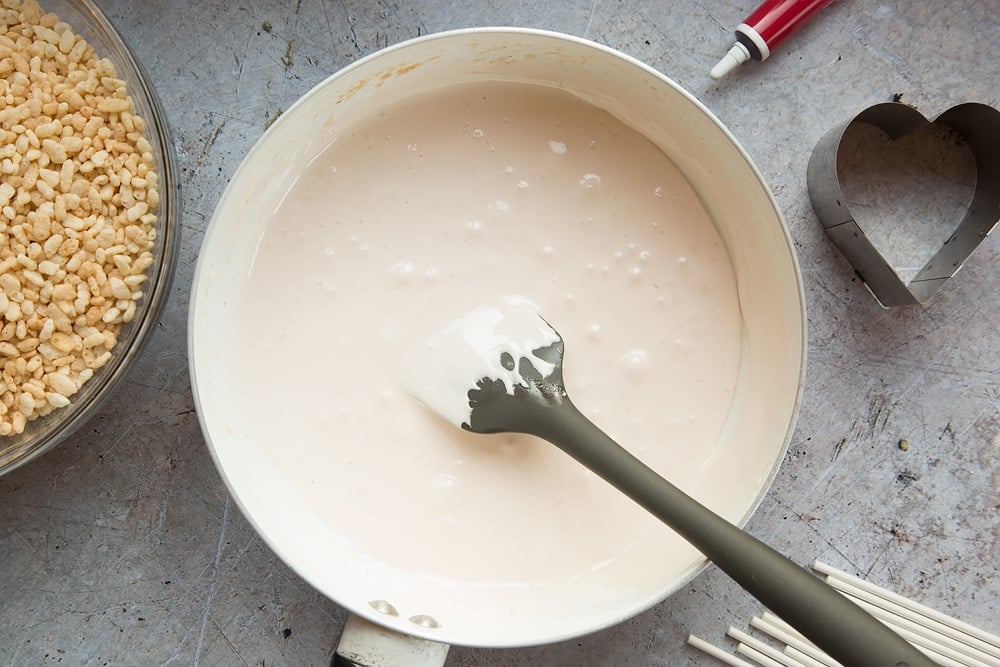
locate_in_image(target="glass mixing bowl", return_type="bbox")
[0,0,179,475]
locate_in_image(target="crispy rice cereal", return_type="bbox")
[0,0,158,435]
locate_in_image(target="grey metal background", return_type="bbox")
[1,1,997,665]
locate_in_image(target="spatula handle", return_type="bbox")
[527,401,935,667]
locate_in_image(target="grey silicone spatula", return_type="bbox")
[411,301,934,667]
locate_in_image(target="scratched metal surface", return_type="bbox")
[1,1,997,665]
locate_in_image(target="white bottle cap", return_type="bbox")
[710,42,751,80]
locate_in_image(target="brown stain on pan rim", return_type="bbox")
[337,55,443,103]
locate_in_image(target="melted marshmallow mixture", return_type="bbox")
[226,82,742,594]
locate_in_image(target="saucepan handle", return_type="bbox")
[331,614,450,667]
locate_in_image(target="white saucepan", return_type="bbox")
[189,28,805,664]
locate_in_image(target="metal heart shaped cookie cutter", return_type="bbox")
[807,102,1000,307]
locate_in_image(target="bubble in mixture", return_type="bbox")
[434,472,458,490]
[517,180,529,190]
[407,143,418,152]
[389,260,416,282]
[471,128,484,138]
[464,220,483,234]
[653,185,663,198]
[621,349,649,373]
[494,199,510,211]
[503,165,514,174]
[548,140,568,154]
[580,173,602,189]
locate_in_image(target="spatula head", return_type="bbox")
[464,335,568,434]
